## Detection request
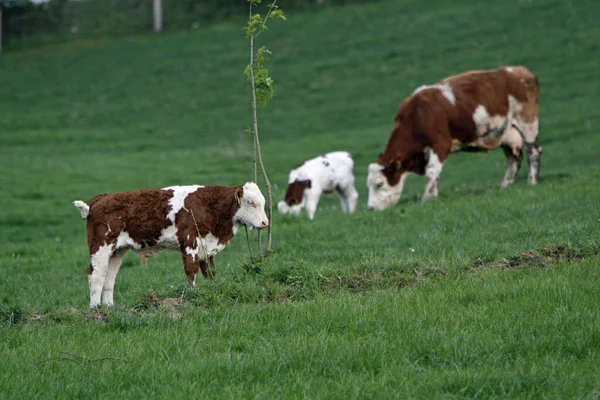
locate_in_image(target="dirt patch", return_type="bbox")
[469,244,597,271]
[133,292,182,319]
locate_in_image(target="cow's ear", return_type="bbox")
[235,187,243,205]
[395,159,402,169]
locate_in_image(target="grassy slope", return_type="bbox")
[1,0,599,397]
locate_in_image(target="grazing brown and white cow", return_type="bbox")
[367,66,541,210]
[73,182,268,308]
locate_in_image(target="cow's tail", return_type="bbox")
[72,200,90,219]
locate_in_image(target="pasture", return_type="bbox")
[1,0,599,397]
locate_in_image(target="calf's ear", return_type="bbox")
[235,187,243,205]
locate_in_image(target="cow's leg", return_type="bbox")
[200,256,216,279]
[182,253,200,285]
[304,190,322,220]
[501,144,523,188]
[102,248,128,307]
[422,147,446,202]
[180,237,201,285]
[526,138,542,185]
[88,244,114,308]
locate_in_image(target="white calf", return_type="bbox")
[277,151,358,220]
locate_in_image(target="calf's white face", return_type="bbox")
[366,163,405,211]
[234,182,269,230]
[277,200,303,216]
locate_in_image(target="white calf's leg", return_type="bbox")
[89,244,113,308]
[335,187,349,213]
[338,185,358,214]
[423,148,443,202]
[304,190,322,220]
[102,249,128,307]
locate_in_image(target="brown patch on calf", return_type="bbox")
[177,185,242,245]
[283,180,311,206]
[85,189,173,255]
[200,256,216,279]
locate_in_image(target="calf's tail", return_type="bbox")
[72,200,90,219]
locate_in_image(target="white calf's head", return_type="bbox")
[277,200,303,216]
[277,179,310,217]
[234,182,269,230]
[366,162,407,211]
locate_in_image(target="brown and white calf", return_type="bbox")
[277,151,358,220]
[367,66,542,210]
[73,182,268,308]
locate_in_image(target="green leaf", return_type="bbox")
[270,9,286,21]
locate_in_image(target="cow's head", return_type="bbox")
[366,159,408,211]
[277,179,311,216]
[233,182,269,230]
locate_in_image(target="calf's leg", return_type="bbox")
[181,252,200,285]
[337,184,358,214]
[304,189,322,220]
[180,237,201,285]
[200,256,216,279]
[102,249,128,307]
[88,244,114,308]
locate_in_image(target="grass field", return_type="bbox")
[1,0,600,397]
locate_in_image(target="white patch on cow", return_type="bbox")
[366,163,408,211]
[472,105,509,138]
[423,147,443,202]
[72,200,90,219]
[508,95,523,115]
[413,83,455,105]
[438,82,456,105]
[506,67,515,73]
[201,233,227,257]
[116,231,141,250]
[157,225,179,249]
[413,84,429,94]
[185,237,201,261]
[233,182,269,230]
[473,105,490,127]
[89,243,113,308]
[424,148,443,181]
[162,185,204,223]
[105,224,111,236]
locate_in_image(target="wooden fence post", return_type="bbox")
[153,0,163,33]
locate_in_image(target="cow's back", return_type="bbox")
[86,189,174,249]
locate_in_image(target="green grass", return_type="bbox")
[1,0,600,397]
